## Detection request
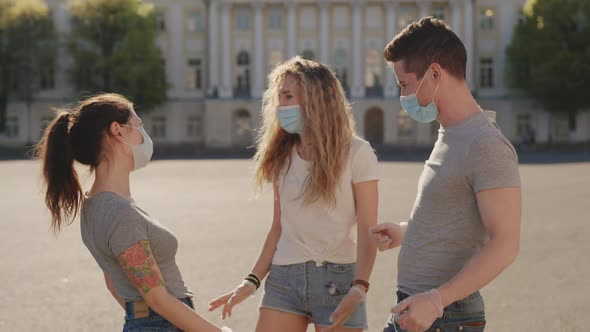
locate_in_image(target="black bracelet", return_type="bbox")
[247,273,261,286]
[245,277,260,289]
[248,273,261,284]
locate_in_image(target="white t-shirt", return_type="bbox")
[272,137,379,265]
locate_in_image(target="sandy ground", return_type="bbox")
[0,159,588,332]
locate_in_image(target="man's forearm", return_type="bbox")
[437,237,519,307]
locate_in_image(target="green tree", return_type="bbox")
[507,0,590,132]
[68,0,167,111]
[0,0,56,137]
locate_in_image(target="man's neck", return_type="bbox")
[436,83,481,128]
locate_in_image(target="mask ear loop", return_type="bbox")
[431,79,440,103]
[415,73,428,96]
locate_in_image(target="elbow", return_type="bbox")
[143,289,168,311]
[508,243,520,265]
[503,241,520,267]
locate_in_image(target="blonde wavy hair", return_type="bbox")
[253,56,357,206]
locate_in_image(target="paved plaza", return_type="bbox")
[0,158,588,331]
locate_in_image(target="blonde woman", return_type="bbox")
[209,57,379,332]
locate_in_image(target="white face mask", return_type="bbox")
[121,125,153,171]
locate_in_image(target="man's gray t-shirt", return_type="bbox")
[80,192,192,301]
[398,111,521,296]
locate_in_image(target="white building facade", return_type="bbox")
[2,0,589,149]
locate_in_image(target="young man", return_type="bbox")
[370,17,522,332]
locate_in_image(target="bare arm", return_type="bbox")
[437,187,521,306]
[103,272,125,309]
[118,240,221,332]
[353,180,379,284]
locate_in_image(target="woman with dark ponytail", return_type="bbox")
[36,93,231,332]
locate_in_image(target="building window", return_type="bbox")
[232,109,253,147]
[398,110,415,137]
[333,7,348,29]
[235,51,251,97]
[268,49,283,72]
[398,4,416,31]
[365,48,383,96]
[40,64,55,90]
[155,11,166,31]
[268,9,282,30]
[5,117,19,137]
[334,48,348,90]
[479,57,494,88]
[300,7,317,30]
[185,58,202,90]
[365,6,382,29]
[187,115,203,138]
[151,116,166,139]
[432,3,447,21]
[479,8,495,31]
[236,9,251,30]
[187,11,202,32]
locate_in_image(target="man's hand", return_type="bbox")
[369,222,405,251]
[393,290,443,332]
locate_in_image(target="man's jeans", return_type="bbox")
[383,290,486,332]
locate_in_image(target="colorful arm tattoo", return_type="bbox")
[118,240,165,294]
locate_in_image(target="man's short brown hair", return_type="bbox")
[384,17,467,80]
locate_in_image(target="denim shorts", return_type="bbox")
[123,297,194,332]
[260,261,368,329]
[383,291,486,332]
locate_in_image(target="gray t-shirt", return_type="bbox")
[398,111,521,296]
[80,192,192,301]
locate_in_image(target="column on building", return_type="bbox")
[418,0,431,19]
[450,0,462,37]
[169,4,184,98]
[319,1,330,64]
[252,2,264,98]
[384,1,398,98]
[463,0,475,91]
[208,0,219,96]
[499,3,515,94]
[220,2,233,98]
[287,2,297,58]
[351,1,365,98]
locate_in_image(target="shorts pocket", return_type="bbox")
[323,262,355,305]
[265,264,291,293]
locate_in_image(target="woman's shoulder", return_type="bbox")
[350,136,374,155]
[84,192,144,225]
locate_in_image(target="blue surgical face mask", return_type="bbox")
[400,72,440,123]
[277,105,302,134]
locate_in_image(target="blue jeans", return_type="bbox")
[123,297,194,332]
[261,261,368,329]
[383,291,486,332]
